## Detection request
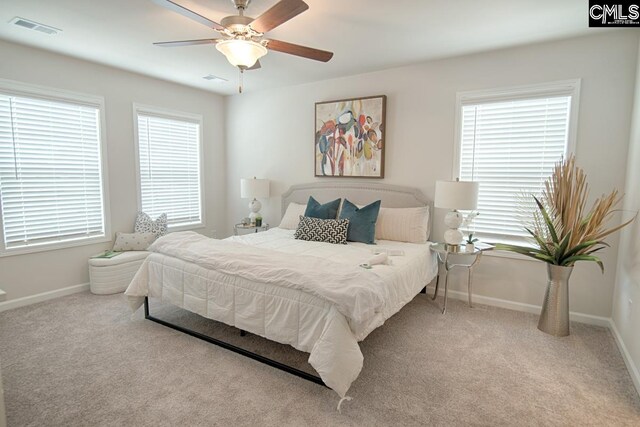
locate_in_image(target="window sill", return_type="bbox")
[0,235,111,258]
[476,235,543,263]
[168,222,205,233]
[483,249,543,263]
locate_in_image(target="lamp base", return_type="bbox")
[248,198,262,223]
[443,210,464,248]
[445,243,461,253]
[444,228,463,246]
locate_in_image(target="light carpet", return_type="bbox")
[1,291,639,426]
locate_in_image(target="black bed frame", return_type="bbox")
[143,286,428,387]
[144,297,326,386]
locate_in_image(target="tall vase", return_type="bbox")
[538,264,573,337]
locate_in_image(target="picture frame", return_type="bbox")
[314,95,386,178]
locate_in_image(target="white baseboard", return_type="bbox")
[609,319,640,397]
[445,289,611,327]
[0,283,89,313]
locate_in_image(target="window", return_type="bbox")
[455,80,580,243]
[134,105,203,229]
[0,80,108,254]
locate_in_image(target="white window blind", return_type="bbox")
[459,95,572,241]
[0,93,106,250]
[137,112,202,227]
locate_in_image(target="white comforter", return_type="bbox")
[126,229,437,399]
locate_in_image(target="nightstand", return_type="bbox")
[430,242,493,314]
[234,223,269,236]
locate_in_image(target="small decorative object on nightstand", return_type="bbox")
[434,179,479,251]
[240,177,270,223]
[234,223,269,236]
[430,242,493,314]
[465,233,478,252]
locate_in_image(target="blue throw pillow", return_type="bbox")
[304,196,341,219]
[339,199,381,244]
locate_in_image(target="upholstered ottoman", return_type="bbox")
[89,251,150,295]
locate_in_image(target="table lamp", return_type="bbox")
[434,179,479,251]
[240,177,270,223]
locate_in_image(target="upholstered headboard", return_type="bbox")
[281,181,431,226]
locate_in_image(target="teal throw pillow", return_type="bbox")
[304,196,341,220]
[339,199,381,244]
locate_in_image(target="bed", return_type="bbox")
[125,182,438,406]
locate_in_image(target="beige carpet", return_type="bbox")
[1,291,639,426]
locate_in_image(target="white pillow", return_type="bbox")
[375,206,430,243]
[279,202,307,229]
[112,232,157,251]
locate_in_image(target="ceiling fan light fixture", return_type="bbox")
[216,39,267,68]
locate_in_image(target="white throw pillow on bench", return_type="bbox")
[113,232,157,251]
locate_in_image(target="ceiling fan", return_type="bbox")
[152,0,334,72]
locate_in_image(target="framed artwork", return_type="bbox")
[314,95,386,178]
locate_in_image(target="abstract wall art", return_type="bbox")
[315,95,386,178]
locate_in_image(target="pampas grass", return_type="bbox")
[497,155,635,272]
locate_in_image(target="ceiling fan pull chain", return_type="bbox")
[238,67,244,93]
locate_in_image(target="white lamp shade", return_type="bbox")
[434,180,479,210]
[216,40,267,68]
[240,178,270,199]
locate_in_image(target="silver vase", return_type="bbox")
[538,264,573,337]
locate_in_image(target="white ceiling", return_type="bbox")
[0,0,598,95]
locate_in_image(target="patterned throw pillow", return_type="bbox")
[112,232,157,251]
[134,212,168,237]
[294,216,349,245]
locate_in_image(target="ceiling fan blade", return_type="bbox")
[249,0,309,33]
[266,39,333,62]
[154,38,220,47]
[246,60,262,70]
[152,0,224,30]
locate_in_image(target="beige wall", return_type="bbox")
[1,31,638,321]
[612,42,640,392]
[225,31,639,318]
[0,40,226,301]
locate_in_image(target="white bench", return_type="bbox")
[89,251,150,295]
